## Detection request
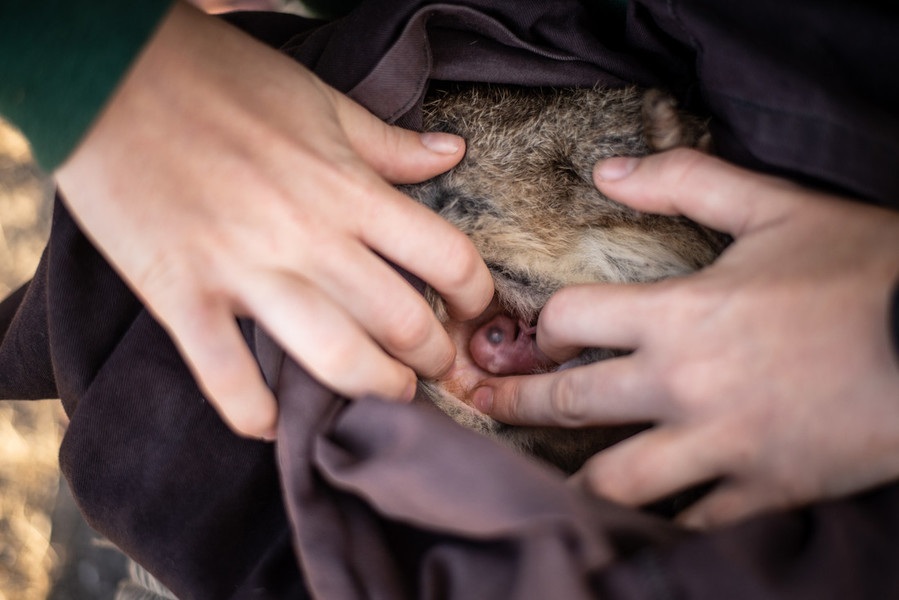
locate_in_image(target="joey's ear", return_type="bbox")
[641,89,712,153]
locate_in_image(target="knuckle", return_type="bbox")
[496,379,530,424]
[549,373,590,426]
[439,234,485,289]
[133,251,198,311]
[310,335,364,384]
[660,348,732,417]
[380,304,435,354]
[651,273,703,321]
[662,146,709,179]
[501,379,523,417]
[660,361,708,413]
[656,148,714,197]
[660,360,692,400]
[188,344,257,401]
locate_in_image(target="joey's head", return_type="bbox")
[400,84,726,473]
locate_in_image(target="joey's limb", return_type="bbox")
[475,148,899,527]
[55,2,494,440]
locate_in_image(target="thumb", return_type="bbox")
[333,91,466,184]
[592,148,797,237]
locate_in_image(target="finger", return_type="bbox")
[573,425,724,507]
[360,188,495,322]
[474,357,659,427]
[309,239,456,379]
[593,148,796,236]
[536,283,657,363]
[332,88,466,184]
[676,482,784,530]
[240,269,418,402]
[159,296,279,440]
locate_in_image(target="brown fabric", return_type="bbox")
[2,1,899,598]
[262,5,687,594]
[263,343,681,599]
[263,2,899,596]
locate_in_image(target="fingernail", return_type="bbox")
[472,386,493,413]
[595,157,640,181]
[420,132,463,154]
[260,428,277,443]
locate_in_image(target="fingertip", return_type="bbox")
[350,359,418,404]
[676,508,709,531]
[577,456,616,501]
[386,306,456,381]
[595,148,775,235]
[593,156,640,183]
[536,284,647,359]
[536,290,591,363]
[472,385,494,414]
[164,298,281,439]
[675,484,774,530]
[379,127,465,183]
[438,241,495,323]
[401,378,419,403]
[444,281,494,323]
[396,374,418,404]
[420,131,465,156]
[338,97,464,183]
[217,385,280,440]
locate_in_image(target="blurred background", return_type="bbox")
[0,115,67,600]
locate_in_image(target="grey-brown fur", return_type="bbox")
[400,84,726,474]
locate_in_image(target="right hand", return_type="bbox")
[475,149,899,527]
[55,2,494,440]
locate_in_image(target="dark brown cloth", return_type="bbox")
[2,2,899,599]
[267,352,680,600]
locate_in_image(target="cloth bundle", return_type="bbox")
[2,1,898,598]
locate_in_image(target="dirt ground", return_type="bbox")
[0,120,129,599]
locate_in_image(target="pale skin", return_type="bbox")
[55,2,494,440]
[475,148,899,528]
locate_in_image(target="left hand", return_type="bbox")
[473,149,899,528]
[55,3,493,440]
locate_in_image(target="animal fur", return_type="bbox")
[400,84,726,474]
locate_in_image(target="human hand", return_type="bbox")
[55,2,493,440]
[474,148,899,528]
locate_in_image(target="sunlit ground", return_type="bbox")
[0,118,63,600]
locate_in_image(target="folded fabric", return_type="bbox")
[1,2,898,598]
